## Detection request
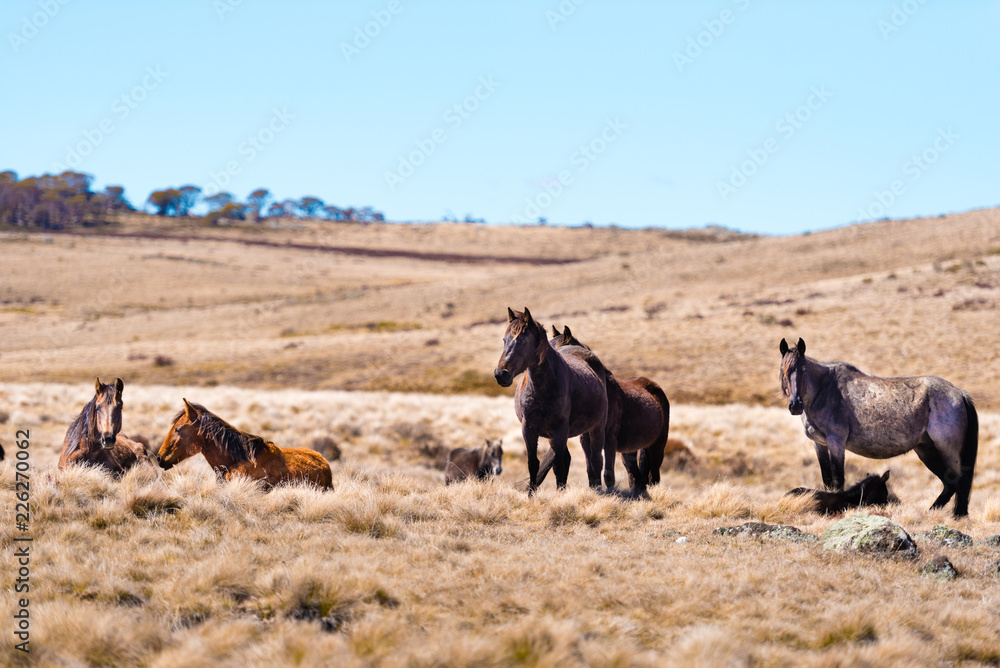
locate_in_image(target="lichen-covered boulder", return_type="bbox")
[914,525,973,548]
[822,514,918,559]
[714,521,818,543]
[922,556,959,581]
[976,535,1000,548]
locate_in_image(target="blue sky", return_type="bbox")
[1,1,997,234]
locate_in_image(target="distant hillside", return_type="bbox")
[2,206,998,408]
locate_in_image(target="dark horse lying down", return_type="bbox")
[786,470,899,514]
[444,439,503,484]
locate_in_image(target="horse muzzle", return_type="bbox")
[788,399,804,416]
[101,434,116,448]
[494,368,513,387]
[158,458,174,471]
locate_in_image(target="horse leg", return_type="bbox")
[549,426,571,490]
[588,426,608,491]
[640,436,666,487]
[813,441,835,490]
[913,440,959,512]
[602,430,617,491]
[580,433,600,489]
[624,451,638,491]
[827,436,847,490]
[926,397,978,517]
[523,426,540,496]
[621,451,648,498]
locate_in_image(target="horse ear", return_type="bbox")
[779,339,789,356]
[523,307,533,324]
[115,378,124,396]
[507,307,516,322]
[551,325,560,337]
[183,398,198,420]
[563,325,573,340]
[881,470,890,482]
[95,377,102,394]
[797,338,806,354]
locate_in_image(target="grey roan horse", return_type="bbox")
[779,338,978,517]
[494,308,608,494]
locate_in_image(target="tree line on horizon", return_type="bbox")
[0,169,384,229]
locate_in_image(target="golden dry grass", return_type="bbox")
[2,383,999,666]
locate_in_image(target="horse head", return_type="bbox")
[549,325,587,349]
[779,338,807,415]
[858,470,896,506]
[484,438,503,476]
[157,398,203,470]
[494,307,547,387]
[93,377,124,449]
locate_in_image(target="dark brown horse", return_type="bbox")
[787,471,898,514]
[444,439,503,484]
[537,325,671,497]
[779,337,978,517]
[58,378,155,474]
[157,399,333,490]
[494,308,608,494]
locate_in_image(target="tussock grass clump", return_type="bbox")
[687,481,758,519]
[983,495,1000,522]
[27,602,167,667]
[446,480,519,525]
[332,488,404,539]
[668,625,749,668]
[264,568,359,621]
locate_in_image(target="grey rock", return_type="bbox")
[976,534,1000,547]
[913,525,973,548]
[822,514,919,559]
[713,521,818,543]
[922,555,959,581]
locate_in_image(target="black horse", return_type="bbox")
[786,471,898,514]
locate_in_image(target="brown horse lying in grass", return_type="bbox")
[58,378,156,475]
[157,399,333,490]
[536,325,671,497]
[786,471,898,514]
[444,439,503,484]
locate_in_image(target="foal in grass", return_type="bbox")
[58,378,155,474]
[779,337,978,517]
[494,308,608,494]
[157,399,333,490]
[787,470,899,514]
[444,439,503,485]
[537,325,671,497]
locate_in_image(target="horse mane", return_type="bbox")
[63,396,97,457]
[180,403,266,463]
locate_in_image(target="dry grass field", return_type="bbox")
[2,210,1000,666]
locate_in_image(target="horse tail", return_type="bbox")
[639,383,670,485]
[533,448,557,486]
[954,395,978,516]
